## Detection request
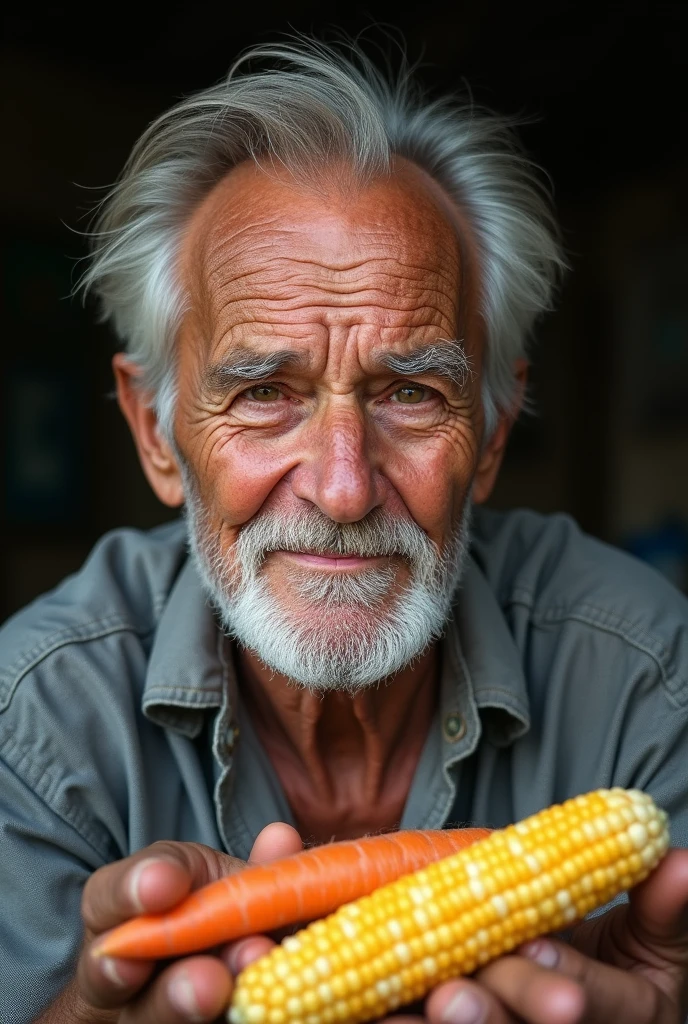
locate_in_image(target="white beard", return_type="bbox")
[180,464,472,694]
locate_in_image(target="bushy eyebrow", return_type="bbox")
[202,338,473,396]
[377,339,472,389]
[202,348,305,395]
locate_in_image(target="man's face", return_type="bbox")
[172,159,487,689]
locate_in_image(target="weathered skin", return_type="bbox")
[42,157,688,1024]
[118,157,513,844]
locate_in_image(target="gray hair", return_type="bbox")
[78,37,565,441]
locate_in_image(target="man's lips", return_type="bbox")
[273,550,391,570]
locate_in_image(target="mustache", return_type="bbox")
[181,464,474,690]
[234,505,441,565]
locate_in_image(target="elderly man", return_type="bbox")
[1,38,687,1024]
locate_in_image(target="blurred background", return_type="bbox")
[1,0,687,620]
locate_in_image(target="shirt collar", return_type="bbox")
[398,555,530,831]
[444,555,530,749]
[141,549,530,748]
[142,556,225,737]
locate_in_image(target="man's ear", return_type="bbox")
[472,359,528,505]
[113,353,185,508]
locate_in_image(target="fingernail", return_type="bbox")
[127,856,165,913]
[521,939,560,968]
[227,938,255,975]
[442,989,486,1024]
[168,969,205,1021]
[101,956,127,988]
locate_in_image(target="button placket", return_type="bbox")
[221,721,240,757]
[212,635,238,854]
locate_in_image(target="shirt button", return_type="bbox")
[443,712,466,743]
[222,722,239,754]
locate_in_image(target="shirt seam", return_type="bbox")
[502,590,687,709]
[144,687,224,698]
[473,685,529,712]
[0,618,161,713]
[0,730,117,863]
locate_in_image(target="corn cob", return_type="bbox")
[229,788,669,1024]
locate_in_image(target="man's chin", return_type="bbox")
[268,570,403,613]
[212,576,448,691]
[242,629,406,693]
[272,593,399,625]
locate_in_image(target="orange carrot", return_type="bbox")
[96,827,489,960]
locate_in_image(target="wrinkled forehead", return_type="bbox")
[180,157,472,320]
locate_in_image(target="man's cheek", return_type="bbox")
[202,449,292,528]
[384,452,468,547]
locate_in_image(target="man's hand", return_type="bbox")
[37,823,302,1024]
[383,847,688,1024]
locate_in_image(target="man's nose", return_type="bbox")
[290,403,382,523]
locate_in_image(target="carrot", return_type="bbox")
[96,827,489,960]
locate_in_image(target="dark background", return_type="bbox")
[2,1,687,620]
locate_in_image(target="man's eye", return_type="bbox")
[246,385,282,402]
[390,385,428,405]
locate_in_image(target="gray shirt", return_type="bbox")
[1,507,687,1022]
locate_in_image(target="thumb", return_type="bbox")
[222,825,303,977]
[249,822,303,865]
[569,849,688,973]
[627,848,688,962]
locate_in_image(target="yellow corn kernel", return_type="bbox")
[229,788,669,1024]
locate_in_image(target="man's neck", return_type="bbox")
[236,645,440,843]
